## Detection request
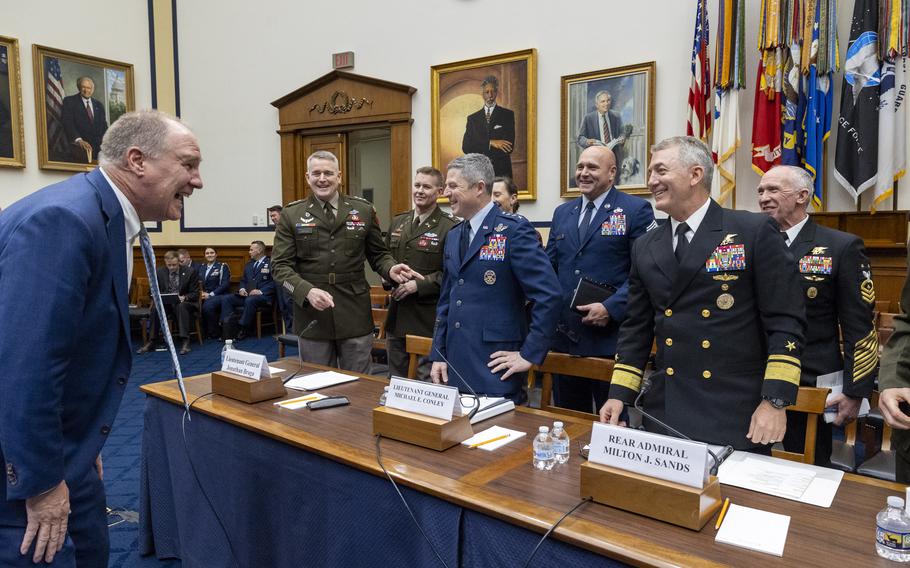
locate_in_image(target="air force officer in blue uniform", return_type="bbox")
[430,153,561,399]
[547,146,655,412]
[0,110,203,566]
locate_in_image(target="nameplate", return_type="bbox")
[385,377,459,420]
[221,350,270,380]
[588,423,708,489]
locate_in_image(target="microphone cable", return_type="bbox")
[374,435,450,568]
[433,347,481,420]
[521,496,593,568]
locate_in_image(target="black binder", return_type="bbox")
[570,277,616,314]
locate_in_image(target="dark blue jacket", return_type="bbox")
[240,256,275,298]
[200,261,231,295]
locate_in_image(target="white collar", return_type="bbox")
[670,197,712,237]
[484,104,497,113]
[581,187,612,212]
[99,167,141,242]
[784,215,810,246]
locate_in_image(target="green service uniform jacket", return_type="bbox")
[879,243,910,457]
[609,200,807,449]
[384,207,458,338]
[272,194,396,340]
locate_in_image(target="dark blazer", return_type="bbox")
[430,205,561,396]
[239,256,275,298]
[0,168,131,524]
[61,94,107,162]
[547,188,655,356]
[789,218,877,397]
[462,105,515,178]
[880,243,910,456]
[384,207,459,338]
[200,261,231,296]
[576,109,625,165]
[154,264,200,303]
[608,200,806,449]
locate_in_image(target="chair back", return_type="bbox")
[405,335,433,379]
[370,285,390,308]
[771,386,830,464]
[532,352,614,420]
[133,277,151,307]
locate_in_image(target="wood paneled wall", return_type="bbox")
[132,245,268,287]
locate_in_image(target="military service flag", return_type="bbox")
[686,0,712,141]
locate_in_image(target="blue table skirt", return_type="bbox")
[140,396,628,567]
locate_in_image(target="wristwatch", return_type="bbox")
[762,396,790,409]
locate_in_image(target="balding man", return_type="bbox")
[60,76,107,164]
[0,110,202,565]
[599,136,805,453]
[758,165,878,465]
[547,146,654,413]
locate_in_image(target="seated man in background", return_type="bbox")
[199,247,232,338]
[757,165,877,466]
[222,240,275,341]
[177,248,203,280]
[139,250,200,355]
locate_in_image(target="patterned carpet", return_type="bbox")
[105,334,293,568]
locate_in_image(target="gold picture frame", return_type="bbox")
[0,36,25,168]
[32,44,135,172]
[561,61,656,197]
[431,48,536,201]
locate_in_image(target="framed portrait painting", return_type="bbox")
[32,44,134,172]
[561,61,655,197]
[0,36,25,168]
[432,49,536,200]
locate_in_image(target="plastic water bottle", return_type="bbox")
[221,339,233,366]
[551,421,570,465]
[532,426,555,471]
[876,496,910,561]
[379,386,389,406]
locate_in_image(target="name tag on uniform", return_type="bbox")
[799,255,833,275]
[705,244,746,272]
[601,210,626,236]
[296,222,316,234]
[479,235,507,261]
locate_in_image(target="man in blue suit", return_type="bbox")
[222,240,276,340]
[0,109,202,566]
[430,153,561,400]
[547,146,655,412]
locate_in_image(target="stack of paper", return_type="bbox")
[718,452,844,507]
[454,397,516,424]
[460,426,525,451]
[715,504,791,556]
[284,371,358,391]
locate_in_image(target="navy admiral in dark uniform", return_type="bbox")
[600,136,806,451]
[222,240,275,340]
[758,165,877,464]
[461,76,515,179]
[430,153,561,400]
[199,247,231,337]
[547,145,655,412]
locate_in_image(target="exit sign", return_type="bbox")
[333,51,354,70]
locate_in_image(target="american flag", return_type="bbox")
[686,0,712,140]
[44,57,68,157]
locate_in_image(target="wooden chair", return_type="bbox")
[531,352,615,420]
[405,334,433,379]
[129,277,152,344]
[857,391,897,481]
[254,300,280,339]
[829,419,858,473]
[371,308,389,357]
[370,286,390,309]
[771,386,831,465]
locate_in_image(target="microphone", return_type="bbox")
[283,320,319,385]
[433,347,480,420]
[632,376,731,476]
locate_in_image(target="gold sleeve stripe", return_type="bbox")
[853,330,880,382]
[611,368,643,392]
[613,363,644,378]
[860,279,876,305]
[765,359,801,386]
[768,354,801,366]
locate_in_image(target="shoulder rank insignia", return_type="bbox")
[811,246,828,255]
[719,233,738,246]
[860,278,876,304]
[494,223,507,232]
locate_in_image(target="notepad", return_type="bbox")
[460,426,525,451]
[715,504,790,556]
[454,397,516,424]
[274,393,327,410]
[284,371,358,391]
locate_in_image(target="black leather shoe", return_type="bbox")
[179,339,191,355]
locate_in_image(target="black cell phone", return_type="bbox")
[307,396,350,410]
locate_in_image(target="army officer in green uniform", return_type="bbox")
[384,166,458,379]
[271,150,422,373]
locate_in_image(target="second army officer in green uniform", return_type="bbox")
[384,166,458,380]
[271,150,422,373]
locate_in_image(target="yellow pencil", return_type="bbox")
[715,497,731,530]
[279,395,319,406]
[470,434,509,448]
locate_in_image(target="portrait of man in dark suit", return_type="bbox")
[576,90,627,167]
[60,76,107,163]
[461,75,515,179]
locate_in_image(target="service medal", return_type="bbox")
[807,286,818,299]
[716,293,734,310]
[483,270,497,285]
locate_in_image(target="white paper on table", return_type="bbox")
[715,504,790,557]
[816,370,871,423]
[284,371,358,391]
[273,393,327,410]
[268,366,285,375]
[460,425,526,451]
[718,451,844,507]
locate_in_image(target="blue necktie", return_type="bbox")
[138,228,190,414]
[459,224,471,260]
[578,201,595,241]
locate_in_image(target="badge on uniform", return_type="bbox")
[860,264,876,304]
[494,223,507,232]
[601,210,626,236]
[479,235,507,261]
[417,235,439,250]
[296,221,316,234]
[799,255,833,275]
[483,270,497,285]
[706,244,746,272]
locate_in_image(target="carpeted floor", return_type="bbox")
[105,334,294,568]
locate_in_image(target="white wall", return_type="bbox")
[0,0,151,208]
